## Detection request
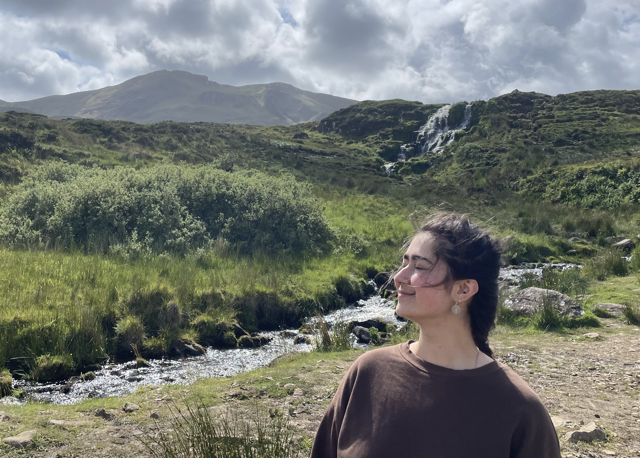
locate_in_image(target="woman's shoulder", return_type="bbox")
[492,361,548,408]
[350,342,407,370]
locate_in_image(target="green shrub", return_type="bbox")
[0,369,12,397]
[531,298,564,331]
[565,312,602,329]
[31,354,75,382]
[0,163,333,256]
[518,268,589,296]
[584,249,629,280]
[314,317,352,352]
[145,403,294,458]
[623,302,640,325]
[592,307,615,318]
[115,315,146,355]
[561,212,615,237]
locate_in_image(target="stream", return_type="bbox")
[11,263,578,405]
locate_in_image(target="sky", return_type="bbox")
[1,0,639,103]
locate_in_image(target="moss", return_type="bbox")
[0,369,12,397]
[31,354,76,382]
[565,312,602,329]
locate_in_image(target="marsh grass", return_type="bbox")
[144,403,294,458]
[622,302,640,325]
[518,268,590,296]
[314,316,353,352]
[584,249,629,280]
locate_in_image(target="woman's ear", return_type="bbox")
[454,279,479,303]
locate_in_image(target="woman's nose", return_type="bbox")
[394,265,410,287]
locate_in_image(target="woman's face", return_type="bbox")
[394,233,454,323]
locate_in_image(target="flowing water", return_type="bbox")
[12,264,577,405]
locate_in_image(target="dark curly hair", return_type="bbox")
[403,212,503,357]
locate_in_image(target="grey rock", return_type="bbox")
[173,340,205,357]
[283,383,296,394]
[0,397,21,406]
[583,332,600,339]
[0,411,9,422]
[293,334,311,345]
[3,430,36,448]
[280,330,297,338]
[352,326,371,343]
[292,388,304,397]
[564,422,606,443]
[550,416,566,428]
[348,319,391,333]
[150,412,160,419]
[504,287,584,318]
[123,402,141,413]
[594,303,625,316]
[612,238,635,252]
[605,236,625,244]
[568,237,582,244]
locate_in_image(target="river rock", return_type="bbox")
[123,402,140,413]
[293,334,311,345]
[280,330,296,338]
[583,332,600,339]
[503,287,584,318]
[352,326,371,343]
[173,340,205,357]
[238,335,271,348]
[0,411,9,422]
[594,303,625,316]
[3,430,36,448]
[0,397,21,406]
[348,319,391,333]
[564,422,606,443]
[612,238,635,252]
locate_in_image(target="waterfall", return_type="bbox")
[417,103,472,155]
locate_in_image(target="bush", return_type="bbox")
[145,403,294,458]
[623,302,640,325]
[0,163,333,256]
[115,315,146,355]
[584,249,629,280]
[31,354,76,382]
[314,317,352,352]
[518,268,589,297]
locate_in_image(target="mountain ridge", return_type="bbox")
[2,70,357,126]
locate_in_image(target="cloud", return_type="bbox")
[0,0,638,104]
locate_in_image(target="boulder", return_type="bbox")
[3,430,36,448]
[594,303,625,317]
[564,422,606,443]
[280,330,296,338]
[293,334,311,345]
[605,236,625,244]
[567,237,582,244]
[352,326,371,343]
[348,319,391,333]
[123,402,140,413]
[173,340,205,357]
[612,238,635,253]
[583,332,600,339]
[238,335,271,348]
[503,287,584,318]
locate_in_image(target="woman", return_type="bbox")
[311,213,560,458]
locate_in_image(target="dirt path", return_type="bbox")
[3,319,639,457]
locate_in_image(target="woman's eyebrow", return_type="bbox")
[403,254,433,264]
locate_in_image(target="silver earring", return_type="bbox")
[451,301,461,315]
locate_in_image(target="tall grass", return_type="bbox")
[145,403,294,458]
[583,249,629,280]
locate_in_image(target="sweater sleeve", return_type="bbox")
[509,396,561,458]
[310,362,357,458]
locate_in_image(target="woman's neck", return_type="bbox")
[409,316,487,370]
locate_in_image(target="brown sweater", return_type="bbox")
[311,342,560,458]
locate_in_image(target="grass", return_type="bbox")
[144,402,295,458]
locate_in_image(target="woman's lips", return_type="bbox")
[398,290,415,297]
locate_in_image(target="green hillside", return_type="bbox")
[2,88,640,380]
[2,70,357,126]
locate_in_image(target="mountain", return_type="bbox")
[2,70,357,126]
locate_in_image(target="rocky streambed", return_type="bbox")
[10,264,577,405]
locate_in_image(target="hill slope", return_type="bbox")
[3,70,357,126]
